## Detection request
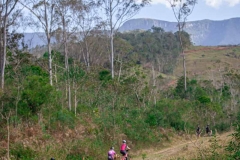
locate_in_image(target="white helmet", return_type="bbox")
[123,140,126,143]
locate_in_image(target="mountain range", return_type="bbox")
[119,17,240,46]
[22,18,240,48]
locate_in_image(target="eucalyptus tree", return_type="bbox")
[100,0,150,78]
[55,0,78,70]
[20,0,59,86]
[54,0,79,110]
[0,0,20,90]
[74,0,100,70]
[168,0,197,91]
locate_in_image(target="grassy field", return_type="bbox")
[173,46,240,81]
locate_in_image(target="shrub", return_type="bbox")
[145,110,164,127]
[99,70,111,81]
[226,124,240,159]
[214,122,230,132]
[20,75,52,114]
[11,143,37,160]
[50,109,75,129]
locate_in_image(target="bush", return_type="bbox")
[145,110,164,127]
[11,143,37,160]
[214,122,230,132]
[226,124,240,159]
[20,75,53,114]
[99,70,111,81]
[50,109,75,129]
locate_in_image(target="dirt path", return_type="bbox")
[132,132,233,160]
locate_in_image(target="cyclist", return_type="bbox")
[108,146,116,160]
[196,125,201,138]
[120,140,130,160]
[206,124,212,136]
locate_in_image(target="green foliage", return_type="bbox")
[237,111,240,122]
[11,143,37,160]
[154,99,192,131]
[226,124,240,159]
[117,27,185,74]
[142,153,147,160]
[209,135,221,159]
[0,93,16,113]
[20,75,52,114]
[1,32,239,160]
[221,84,231,100]
[99,70,111,81]
[50,109,75,129]
[145,110,164,127]
[65,139,103,160]
[198,95,211,104]
[174,31,192,49]
[214,122,230,132]
[21,65,48,77]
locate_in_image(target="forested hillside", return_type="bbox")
[0,29,239,160]
[119,18,240,46]
[0,0,240,160]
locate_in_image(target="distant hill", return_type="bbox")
[119,18,240,46]
[22,32,56,49]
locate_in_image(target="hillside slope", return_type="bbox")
[173,46,240,82]
[132,131,233,160]
[119,18,240,46]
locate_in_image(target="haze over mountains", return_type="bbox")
[119,17,240,46]
[23,17,240,48]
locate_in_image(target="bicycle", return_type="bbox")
[121,149,130,160]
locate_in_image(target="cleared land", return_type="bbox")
[174,46,240,81]
[132,131,233,160]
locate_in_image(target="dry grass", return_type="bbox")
[173,46,240,81]
[132,131,233,160]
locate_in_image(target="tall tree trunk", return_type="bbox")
[183,53,187,91]
[47,38,53,86]
[1,18,7,89]
[44,0,52,86]
[63,16,68,70]
[110,32,114,78]
[178,27,187,91]
[68,80,71,111]
[85,40,90,70]
[74,82,77,116]
[152,65,156,106]
[110,0,114,79]
[62,16,72,111]
[118,60,122,82]
[54,64,57,83]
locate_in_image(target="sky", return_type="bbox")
[133,0,240,22]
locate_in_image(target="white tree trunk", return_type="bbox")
[183,53,187,91]
[110,32,114,78]
[47,40,53,86]
[74,83,77,116]
[68,81,71,111]
[1,18,7,89]
[118,60,122,82]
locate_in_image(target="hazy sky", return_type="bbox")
[133,0,240,21]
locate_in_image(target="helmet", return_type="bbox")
[110,146,114,150]
[123,140,126,143]
[50,158,55,160]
